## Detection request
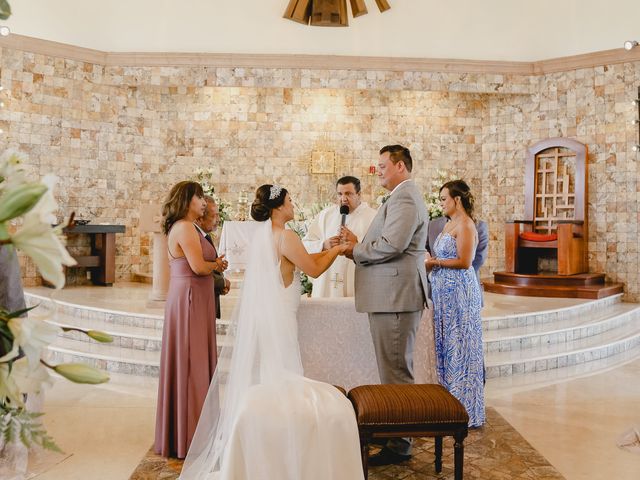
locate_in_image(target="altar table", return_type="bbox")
[218,220,261,271]
[63,224,125,286]
[297,297,436,390]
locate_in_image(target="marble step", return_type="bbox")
[47,313,232,351]
[25,293,233,335]
[483,303,640,353]
[486,345,640,394]
[482,293,622,331]
[47,335,233,377]
[25,291,165,330]
[485,321,640,378]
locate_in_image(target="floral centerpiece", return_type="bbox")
[0,153,113,471]
[193,167,232,226]
[424,169,457,219]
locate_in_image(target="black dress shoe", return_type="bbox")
[368,446,411,467]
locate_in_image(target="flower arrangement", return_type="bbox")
[424,169,457,219]
[0,153,113,460]
[193,167,232,226]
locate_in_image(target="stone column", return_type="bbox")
[148,232,170,306]
[140,204,169,308]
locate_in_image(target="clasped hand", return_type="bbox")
[338,226,357,259]
[424,252,439,270]
[214,254,228,272]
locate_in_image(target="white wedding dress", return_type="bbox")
[180,220,362,480]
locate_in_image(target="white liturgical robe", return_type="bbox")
[302,203,377,298]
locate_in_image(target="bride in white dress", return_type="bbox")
[179,184,363,480]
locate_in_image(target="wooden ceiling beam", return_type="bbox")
[374,0,391,13]
[349,0,368,17]
[283,0,312,25]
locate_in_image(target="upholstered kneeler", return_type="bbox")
[348,384,469,479]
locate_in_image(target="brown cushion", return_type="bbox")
[334,385,346,396]
[348,384,469,426]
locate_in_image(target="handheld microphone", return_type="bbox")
[339,205,350,227]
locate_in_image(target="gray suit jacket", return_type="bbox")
[425,217,489,303]
[353,180,429,313]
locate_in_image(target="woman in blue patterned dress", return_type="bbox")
[425,180,485,427]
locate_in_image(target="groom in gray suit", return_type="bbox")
[342,145,429,465]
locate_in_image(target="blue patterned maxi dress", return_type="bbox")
[432,233,485,427]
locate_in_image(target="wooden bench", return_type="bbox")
[348,384,468,479]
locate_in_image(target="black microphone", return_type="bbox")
[339,204,350,227]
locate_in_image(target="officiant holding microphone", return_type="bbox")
[302,176,376,297]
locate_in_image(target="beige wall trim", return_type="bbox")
[0,33,107,64]
[534,48,640,73]
[2,34,640,74]
[104,52,536,74]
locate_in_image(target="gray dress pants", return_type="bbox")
[368,310,422,456]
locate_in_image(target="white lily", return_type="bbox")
[0,363,24,407]
[0,152,27,192]
[10,174,76,288]
[8,316,61,368]
[10,356,54,396]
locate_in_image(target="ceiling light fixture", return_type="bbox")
[284,0,391,27]
[624,40,638,51]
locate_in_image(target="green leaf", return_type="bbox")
[0,304,38,321]
[0,0,10,20]
[0,321,15,362]
[0,406,63,452]
[0,183,48,223]
[0,224,9,242]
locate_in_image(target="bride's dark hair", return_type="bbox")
[251,184,288,222]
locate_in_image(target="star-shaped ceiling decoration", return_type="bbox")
[284,0,391,27]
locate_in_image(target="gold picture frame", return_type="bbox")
[310,151,336,174]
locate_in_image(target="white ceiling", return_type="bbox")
[4,0,640,61]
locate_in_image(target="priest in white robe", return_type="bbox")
[303,176,377,297]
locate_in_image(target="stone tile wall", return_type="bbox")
[0,47,638,300]
[481,64,640,297]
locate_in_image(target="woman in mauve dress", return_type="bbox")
[154,181,228,458]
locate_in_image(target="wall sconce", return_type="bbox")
[624,40,639,51]
[0,26,9,37]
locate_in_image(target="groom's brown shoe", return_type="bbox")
[368,446,411,467]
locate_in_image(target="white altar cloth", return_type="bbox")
[297,297,437,390]
[218,221,261,271]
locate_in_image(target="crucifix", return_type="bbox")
[330,272,343,290]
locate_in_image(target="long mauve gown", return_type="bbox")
[155,228,218,458]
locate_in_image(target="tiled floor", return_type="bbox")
[22,284,640,479]
[130,408,565,479]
